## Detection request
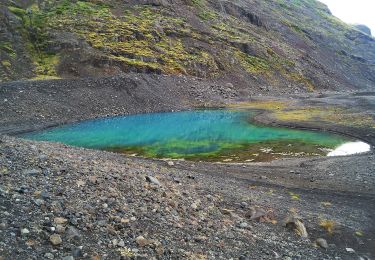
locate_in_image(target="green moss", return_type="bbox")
[235,50,270,74]
[32,53,60,80]
[0,42,16,58]
[8,6,27,17]
[1,60,11,69]
[107,138,336,163]
[191,0,218,21]
[26,2,217,75]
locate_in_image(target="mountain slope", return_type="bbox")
[1,0,374,92]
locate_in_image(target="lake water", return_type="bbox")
[22,109,370,162]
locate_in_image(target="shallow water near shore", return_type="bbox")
[22,109,369,162]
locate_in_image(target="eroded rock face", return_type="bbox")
[1,0,374,91]
[354,24,372,36]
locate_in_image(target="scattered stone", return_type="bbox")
[44,252,54,259]
[20,228,30,236]
[56,224,66,234]
[0,222,7,229]
[155,244,164,255]
[167,161,174,166]
[316,238,328,249]
[240,202,248,208]
[34,199,45,206]
[135,236,152,247]
[247,208,266,221]
[49,234,62,246]
[40,190,50,199]
[194,236,208,242]
[62,256,74,260]
[145,176,161,186]
[66,226,81,241]
[238,222,249,229]
[23,169,40,175]
[118,240,125,247]
[72,247,83,258]
[54,217,68,225]
[346,248,355,253]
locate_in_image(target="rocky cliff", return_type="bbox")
[1,0,375,92]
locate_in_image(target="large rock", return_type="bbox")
[354,24,372,36]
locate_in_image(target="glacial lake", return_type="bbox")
[22,109,370,162]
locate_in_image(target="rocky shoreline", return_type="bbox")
[1,77,375,259]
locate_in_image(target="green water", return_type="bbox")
[22,109,353,162]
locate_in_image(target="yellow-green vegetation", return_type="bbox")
[31,53,60,80]
[191,0,218,21]
[2,0,357,92]
[63,2,215,74]
[212,22,253,42]
[8,0,219,77]
[234,50,270,74]
[273,107,375,128]
[229,100,288,110]
[0,42,16,58]
[288,191,300,200]
[319,219,335,234]
[229,100,375,128]
[1,60,12,69]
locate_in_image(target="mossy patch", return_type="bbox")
[235,50,270,74]
[26,1,218,76]
[107,139,337,163]
[274,107,375,128]
[0,42,16,58]
[229,100,288,110]
[229,101,375,128]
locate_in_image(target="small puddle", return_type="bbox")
[21,110,370,162]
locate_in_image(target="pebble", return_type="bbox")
[240,202,248,208]
[146,176,161,186]
[34,199,45,206]
[66,226,81,241]
[23,169,40,175]
[21,228,30,236]
[44,253,54,259]
[316,238,328,249]
[54,217,68,225]
[62,256,74,260]
[56,224,66,234]
[238,222,249,229]
[118,240,125,247]
[49,234,62,246]
[0,222,7,229]
[135,236,152,247]
[72,247,83,258]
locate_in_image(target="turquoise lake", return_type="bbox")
[22,109,354,162]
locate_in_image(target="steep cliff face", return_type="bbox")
[0,0,374,92]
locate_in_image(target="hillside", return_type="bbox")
[1,0,375,92]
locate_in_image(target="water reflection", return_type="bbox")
[327,141,370,156]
